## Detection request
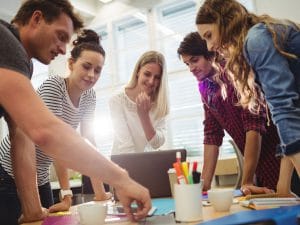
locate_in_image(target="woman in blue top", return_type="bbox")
[196,0,300,195]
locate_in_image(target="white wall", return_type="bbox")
[254,0,300,23]
[89,1,137,28]
[49,55,69,78]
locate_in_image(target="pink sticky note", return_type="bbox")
[42,214,79,225]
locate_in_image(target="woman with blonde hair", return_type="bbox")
[196,0,300,195]
[109,51,169,154]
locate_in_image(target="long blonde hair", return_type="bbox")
[126,50,169,119]
[196,0,300,113]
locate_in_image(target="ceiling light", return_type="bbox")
[98,0,113,3]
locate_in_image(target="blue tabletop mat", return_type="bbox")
[152,198,174,216]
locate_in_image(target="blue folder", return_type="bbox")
[198,205,300,225]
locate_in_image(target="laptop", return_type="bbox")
[110,149,187,198]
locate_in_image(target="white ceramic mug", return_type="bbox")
[208,189,234,212]
[78,202,107,225]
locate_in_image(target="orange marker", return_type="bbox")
[173,162,186,184]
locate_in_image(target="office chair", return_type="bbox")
[228,139,244,189]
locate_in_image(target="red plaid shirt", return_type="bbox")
[198,76,280,189]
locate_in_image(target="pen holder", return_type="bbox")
[174,182,203,222]
[167,168,177,198]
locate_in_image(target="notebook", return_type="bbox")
[111,149,187,198]
[239,197,300,210]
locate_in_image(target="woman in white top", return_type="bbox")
[110,51,169,154]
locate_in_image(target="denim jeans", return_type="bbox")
[39,181,54,208]
[0,164,21,225]
[244,22,300,156]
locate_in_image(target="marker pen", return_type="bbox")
[192,171,201,184]
[192,161,201,183]
[181,162,192,184]
[176,151,181,164]
[173,162,186,184]
[192,161,198,172]
[189,161,194,176]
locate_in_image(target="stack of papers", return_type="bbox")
[240,197,300,210]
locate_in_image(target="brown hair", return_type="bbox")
[178,32,228,100]
[177,32,215,60]
[12,0,83,32]
[196,0,299,113]
[71,29,105,60]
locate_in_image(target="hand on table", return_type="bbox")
[240,184,274,196]
[115,177,151,221]
[48,196,72,213]
[19,207,48,224]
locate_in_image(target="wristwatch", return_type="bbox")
[59,189,73,200]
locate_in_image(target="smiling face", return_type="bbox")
[68,50,105,91]
[136,62,162,97]
[181,54,213,82]
[29,12,74,64]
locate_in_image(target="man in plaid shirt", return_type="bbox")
[177,32,283,195]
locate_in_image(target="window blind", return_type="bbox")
[114,15,149,83]
[90,0,255,158]
[94,27,112,90]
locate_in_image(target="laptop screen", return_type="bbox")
[111,149,187,198]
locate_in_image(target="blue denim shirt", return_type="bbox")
[244,22,300,155]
